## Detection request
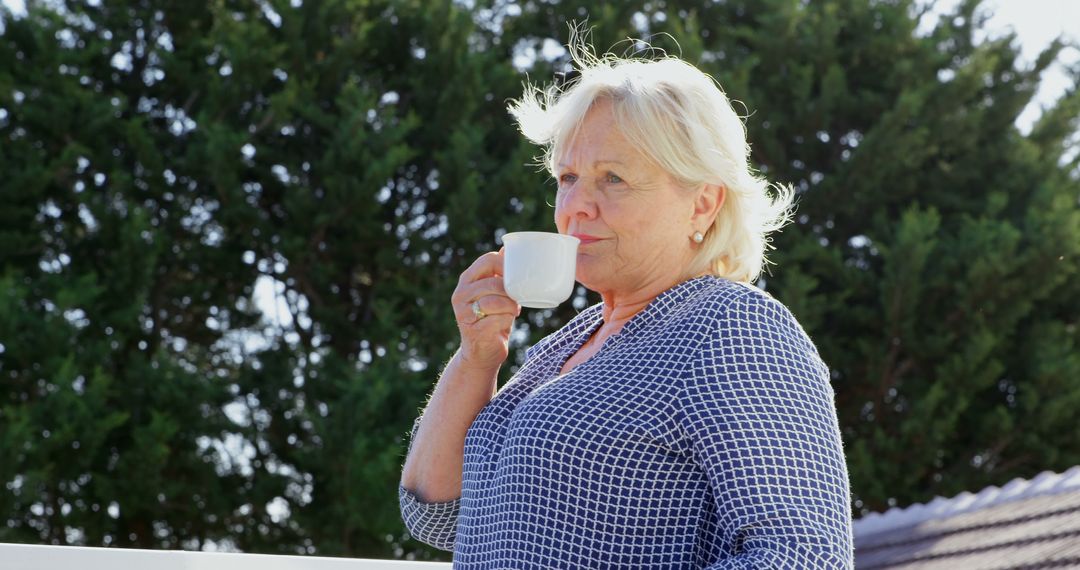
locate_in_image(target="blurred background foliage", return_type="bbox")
[0,0,1077,562]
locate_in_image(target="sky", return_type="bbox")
[922,0,1080,133]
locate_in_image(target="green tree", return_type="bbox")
[1,0,1078,563]
[0,0,539,558]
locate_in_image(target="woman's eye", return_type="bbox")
[605,173,624,184]
[559,174,578,185]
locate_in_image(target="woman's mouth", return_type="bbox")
[572,233,603,245]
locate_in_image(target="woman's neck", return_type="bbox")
[598,296,654,331]
[595,272,702,336]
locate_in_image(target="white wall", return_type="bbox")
[0,543,451,570]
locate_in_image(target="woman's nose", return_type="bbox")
[557,179,598,220]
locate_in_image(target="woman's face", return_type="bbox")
[555,99,700,296]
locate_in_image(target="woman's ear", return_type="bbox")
[692,183,726,229]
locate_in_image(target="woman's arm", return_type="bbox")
[398,349,499,551]
[401,349,500,502]
[399,250,518,550]
[680,291,853,569]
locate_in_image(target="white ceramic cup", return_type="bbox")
[501,232,580,309]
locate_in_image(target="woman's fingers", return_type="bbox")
[454,276,518,324]
[455,293,520,325]
[451,275,509,305]
[456,251,504,287]
[452,250,517,369]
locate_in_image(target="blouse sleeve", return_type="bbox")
[677,291,853,569]
[398,415,460,552]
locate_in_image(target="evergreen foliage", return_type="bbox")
[1,0,1077,561]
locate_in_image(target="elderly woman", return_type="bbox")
[399,44,853,568]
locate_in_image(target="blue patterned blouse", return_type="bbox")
[399,276,853,568]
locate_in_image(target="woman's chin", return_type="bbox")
[574,269,610,294]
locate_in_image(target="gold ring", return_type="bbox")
[471,300,487,321]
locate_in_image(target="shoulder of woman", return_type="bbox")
[688,278,826,367]
[687,278,809,338]
[688,277,778,317]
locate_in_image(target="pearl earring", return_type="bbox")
[693,231,704,244]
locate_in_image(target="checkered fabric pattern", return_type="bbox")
[400,276,853,568]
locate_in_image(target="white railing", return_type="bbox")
[0,542,452,569]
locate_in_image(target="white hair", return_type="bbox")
[507,36,795,284]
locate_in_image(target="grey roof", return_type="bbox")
[853,466,1080,569]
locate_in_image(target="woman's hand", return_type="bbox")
[452,250,521,371]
